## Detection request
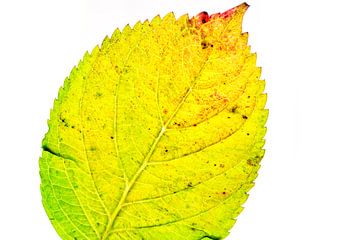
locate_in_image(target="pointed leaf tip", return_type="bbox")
[191,2,249,28]
[212,2,249,19]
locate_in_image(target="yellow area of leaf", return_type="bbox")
[40,3,267,240]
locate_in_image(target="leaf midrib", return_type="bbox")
[101,60,209,239]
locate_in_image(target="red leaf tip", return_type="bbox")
[211,3,250,20]
[191,2,249,27]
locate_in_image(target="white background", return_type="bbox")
[1,0,360,239]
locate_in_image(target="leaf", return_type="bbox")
[39,3,267,240]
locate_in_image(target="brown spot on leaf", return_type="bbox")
[190,11,210,28]
[231,106,238,113]
[247,159,256,166]
[201,41,208,49]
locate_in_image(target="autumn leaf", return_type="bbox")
[39,3,267,240]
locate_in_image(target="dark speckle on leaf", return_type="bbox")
[231,106,237,113]
[201,41,208,49]
[247,159,257,166]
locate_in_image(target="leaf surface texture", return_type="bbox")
[40,3,268,240]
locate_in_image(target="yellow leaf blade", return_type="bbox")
[40,3,267,240]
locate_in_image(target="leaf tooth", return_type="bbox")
[256,137,266,151]
[100,35,111,49]
[177,13,190,24]
[150,14,162,25]
[162,11,176,23]
[73,52,87,72]
[63,69,75,92]
[122,23,132,34]
[143,19,150,25]
[133,20,144,30]
[258,80,266,95]
[252,51,257,60]
[241,32,249,46]
[111,27,121,39]
[82,50,91,62]
[90,44,100,56]
[262,109,269,127]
